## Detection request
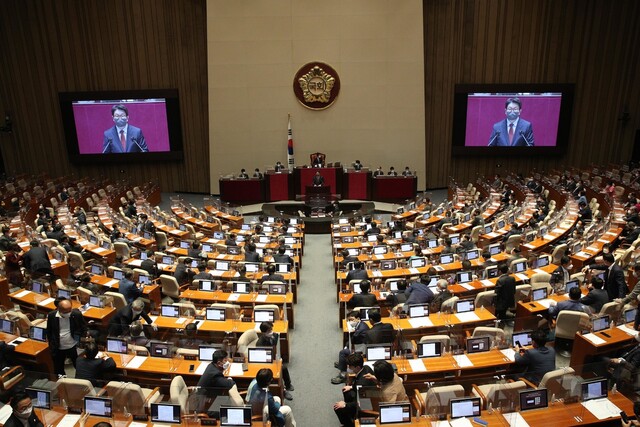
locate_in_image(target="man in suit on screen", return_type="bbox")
[488,97,535,147]
[102,104,149,153]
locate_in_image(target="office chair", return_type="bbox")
[471,380,527,410]
[555,311,590,357]
[414,384,464,417]
[105,381,161,415]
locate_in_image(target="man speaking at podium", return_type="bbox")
[312,171,325,187]
[488,97,535,147]
[102,104,149,153]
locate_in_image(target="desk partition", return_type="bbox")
[219,178,265,203]
[265,170,294,201]
[343,170,371,200]
[372,176,417,202]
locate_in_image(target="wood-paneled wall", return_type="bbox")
[424,0,640,188]
[0,0,209,193]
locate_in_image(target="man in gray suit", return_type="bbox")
[488,97,535,147]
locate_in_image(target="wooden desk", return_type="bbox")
[204,205,244,228]
[570,324,637,375]
[219,178,265,204]
[0,331,53,375]
[372,176,417,202]
[90,274,162,308]
[514,293,571,331]
[172,207,221,234]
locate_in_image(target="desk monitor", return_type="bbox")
[220,406,252,427]
[366,344,392,361]
[232,282,250,294]
[266,217,275,223]
[531,288,547,301]
[450,234,461,245]
[373,246,389,255]
[340,225,351,232]
[380,260,397,271]
[573,242,583,254]
[437,207,444,215]
[338,218,348,224]
[409,257,426,268]
[0,319,15,334]
[539,226,548,237]
[488,243,501,256]
[89,295,104,308]
[244,263,260,273]
[379,402,411,425]
[284,237,296,245]
[202,243,213,253]
[161,304,180,318]
[387,280,399,292]
[227,246,241,255]
[565,279,579,294]
[162,255,175,265]
[342,236,354,243]
[258,236,270,244]
[150,341,173,358]
[179,224,188,232]
[465,249,480,261]
[592,315,610,333]
[456,271,473,284]
[451,218,460,226]
[512,261,527,273]
[466,336,490,354]
[276,263,291,273]
[463,212,471,222]
[486,266,499,279]
[199,280,215,292]
[25,388,50,410]
[269,283,286,294]
[536,255,550,268]
[400,243,413,252]
[106,337,128,354]
[484,224,493,234]
[408,304,429,318]
[215,261,230,271]
[84,396,113,418]
[89,234,99,245]
[512,330,533,347]
[347,248,360,257]
[112,269,124,280]
[206,307,226,321]
[140,251,148,260]
[143,231,153,240]
[409,202,416,210]
[254,308,275,323]
[139,274,151,285]
[426,276,439,288]
[581,378,608,402]
[497,219,506,229]
[519,388,548,411]
[247,347,273,363]
[427,239,438,249]
[393,231,403,239]
[54,251,63,261]
[367,235,378,242]
[31,281,45,294]
[439,253,454,265]
[241,224,251,230]
[624,308,637,324]
[450,397,481,419]
[29,325,47,342]
[180,240,190,249]
[396,207,405,215]
[418,341,442,358]
[455,299,475,313]
[359,307,375,321]
[352,282,362,294]
[90,264,104,275]
[151,403,181,424]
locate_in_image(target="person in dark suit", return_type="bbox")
[102,104,149,153]
[274,161,285,172]
[514,329,556,384]
[488,97,535,147]
[333,353,377,427]
[548,287,586,319]
[138,214,156,234]
[387,167,398,176]
[237,169,249,179]
[586,252,628,300]
[340,249,359,269]
[386,280,409,308]
[23,240,53,276]
[3,391,43,427]
[402,166,412,176]
[605,333,640,388]
[244,243,262,263]
[108,299,157,336]
[345,262,368,283]
[253,168,263,179]
[403,275,435,308]
[550,256,572,291]
[140,250,158,277]
[273,246,294,266]
[333,311,371,384]
[353,160,363,171]
[75,342,116,386]
[46,298,87,376]
[174,257,194,284]
[312,155,324,168]
[0,226,16,251]
[373,166,384,177]
[224,233,237,247]
[188,241,203,259]
[312,171,325,186]
[365,309,394,344]
[262,263,285,283]
[494,263,516,320]
[430,279,454,313]
[578,201,592,222]
[257,322,294,399]
[197,349,235,391]
[118,269,142,304]
[580,277,609,313]
[347,280,378,309]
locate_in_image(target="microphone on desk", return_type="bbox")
[132,137,146,152]
[519,131,533,147]
[488,131,501,147]
[102,138,112,153]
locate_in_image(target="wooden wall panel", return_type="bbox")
[0,0,209,193]
[424,0,640,188]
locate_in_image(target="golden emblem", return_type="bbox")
[298,66,335,103]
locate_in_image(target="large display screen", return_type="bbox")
[452,84,574,156]
[60,89,183,163]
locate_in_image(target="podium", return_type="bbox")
[265,170,293,201]
[305,185,331,195]
[295,167,343,196]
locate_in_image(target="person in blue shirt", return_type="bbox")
[118,269,142,304]
[247,368,297,427]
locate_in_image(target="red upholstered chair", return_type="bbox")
[310,152,326,167]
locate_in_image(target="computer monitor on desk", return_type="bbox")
[220,406,252,427]
[379,402,412,424]
[106,337,128,354]
[581,378,608,402]
[407,304,429,318]
[455,299,475,313]
[247,347,273,363]
[199,280,215,291]
[25,388,50,410]
[254,308,276,322]
[519,389,548,411]
[592,315,610,333]
[366,344,392,361]
[0,319,15,334]
[466,336,490,354]
[456,271,473,284]
[450,397,481,419]
[418,341,442,358]
[161,304,180,318]
[409,257,426,268]
[84,396,113,417]
[426,239,438,249]
[206,307,226,321]
[439,253,454,265]
[150,403,181,424]
[150,341,173,358]
[531,288,547,301]
[199,344,223,361]
[232,282,250,294]
[512,330,533,347]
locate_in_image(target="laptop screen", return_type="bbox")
[488,244,501,255]
[244,263,260,273]
[513,261,526,273]
[592,315,610,333]
[161,304,179,318]
[624,308,637,323]
[440,254,454,264]
[276,263,291,273]
[418,342,442,358]
[139,274,151,285]
[220,406,252,427]
[25,388,50,410]
[465,250,479,261]
[29,326,47,342]
[466,336,490,354]
[450,234,460,245]
[113,270,124,280]
[532,288,547,301]
[512,330,533,347]
[456,300,475,313]
[254,309,275,322]
[150,403,181,424]
[91,264,104,275]
[373,246,388,255]
[366,345,392,361]
[0,319,15,334]
[199,345,222,361]
[409,257,426,268]
[32,281,44,294]
[427,239,438,249]
[247,347,273,363]
[180,241,190,249]
[106,338,128,354]
[199,280,214,291]
[400,243,413,252]
[89,295,103,308]
[162,256,174,265]
[456,271,473,284]
[84,397,113,417]
[408,304,429,318]
[202,244,213,253]
[581,379,608,402]
[536,256,549,268]
[379,402,412,424]
[565,280,579,293]
[206,307,226,321]
[215,261,230,271]
[519,388,548,411]
[232,282,250,294]
[450,397,481,419]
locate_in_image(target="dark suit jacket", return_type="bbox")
[244,251,261,262]
[23,246,52,273]
[102,125,149,153]
[312,175,325,185]
[488,118,534,146]
[346,269,368,282]
[590,263,627,300]
[514,346,556,384]
[262,273,285,283]
[494,274,516,311]
[108,305,153,336]
[273,254,294,265]
[580,288,609,313]
[348,321,370,346]
[197,363,235,390]
[404,282,434,307]
[365,322,395,344]
[347,293,378,310]
[46,309,87,352]
[174,263,193,284]
[75,356,117,386]
[343,365,376,406]
[140,258,157,277]
[119,278,142,304]
[3,412,43,427]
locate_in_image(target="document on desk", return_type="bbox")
[533,268,547,275]
[409,268,421,274]
[408,358,427,372]
[536,298,553,308]
[195,361,210,375]
[434,265,445,271]
[255,294,268,302]
[582,333,607,345]
[618,324,638,336]
[459,283,475,291]
[176,317,187,325]
[8,337,27,346]
[56,414,81,427]
[449,417,473,427]
[372,270,383,277]
[408,317,433,328]
[104,279,119,287]
[481,279,494,287]
[14,290,31,298]
[128,259,143,267]
[515,273,529,281]
[228,363,244,376]
[501,348,516,362]
[431,421,451,427]
[581,398,621,420]
[375,254,384,260]
[37,297,55,306]
[227,293,240,301]
[503,412,530,426]
[454,312,480,323]
[453,354,474,368]
[124,355,147,369]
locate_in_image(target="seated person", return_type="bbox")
[253,168,263,179]
[193,263,214,280]
[340,249,359,269]
[332,311,370,384]
[140,250,158,277]
[174,257,194,284]
[188,241,203,258]
[197,350,235,396]
[118,269,142,304]
[312,171,325,186]
[257,322,293,400]
[513,329,556,384]
[238,169,249,179]
[365,309,394,344]
[362,360,408,402]
[346,280,377,309]
[247,368,296,427]
[387,167,398,176]
[403,275,435,308]
[273,246,294,266]
[126,320,150,347]
[345,261,368,282]
[353,160,363,171]
[333,353,377,427]
[385,280,408,308]
[262,264,285,283]
[3,391,43,427]
[75,342,116,386]
[177,322,205,349]
[430,279,453,313]
[548,287,586,319]
[244,243,262,263]
[580,277,609,313]
[108,299,157,336]
[401,166,412,176]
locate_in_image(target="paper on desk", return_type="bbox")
[37,297,55,306]
[375,254,384,260]
[536,299,553,308]
[148,315,158,323]
[543,234,555,240]
[125,355,147,369]
[105,279,119,287]
[460,283,475,291]
[515,273,529,281]
[454,312,480,322]
[408,317,434,328]
[195,361,210,375]
[533,269,547,275]
[255,294,268,302]
[582,333,607,345]
[408,358,427,372]
[434,265,444,271]
[14,290,31,298]
[409,268,420,274]
[8,337,27,346]
[581,398,621,420]
[453,354,474,368]
[486,232,499,238]
[501,348,516,362]
[430,421,451,427]
[481,280,493,287]
[57,414,81,427]
[449,417,473,427]
[94,247,107,254]
[176,317,187,325]
[129,422,148,427]
[503,412,530,426]
[618,324,638,336]
[228,363,244,376]
[0,405,12,423]
[372,270,383,277]
[128,259,143,266]
[227,293,240,301]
